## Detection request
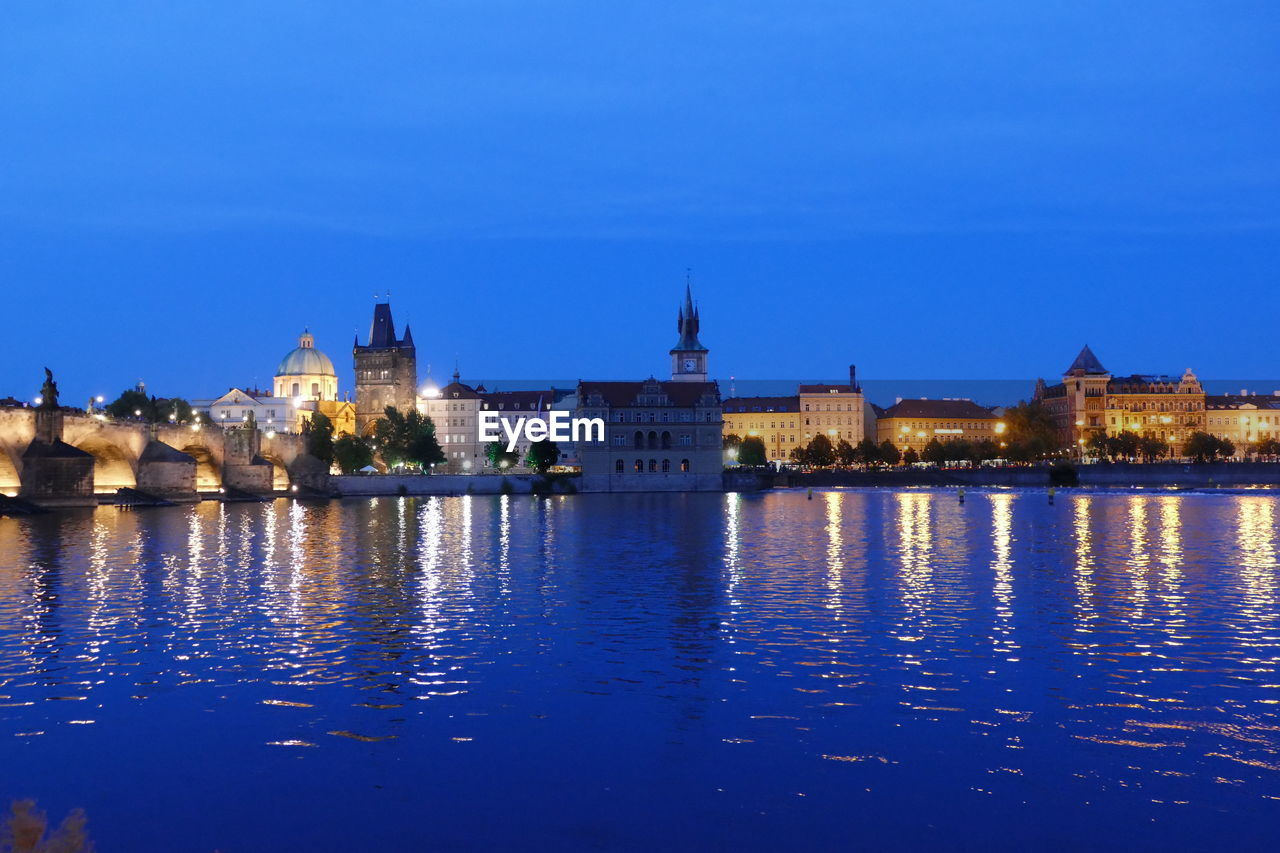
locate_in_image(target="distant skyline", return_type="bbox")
[3,1,1278,404]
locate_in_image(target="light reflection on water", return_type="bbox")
[2,489,1280,850]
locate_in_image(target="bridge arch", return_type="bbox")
[0,445,20,496]
[179,443,222,491]
[72,434,138,492]
[259,451,291,491]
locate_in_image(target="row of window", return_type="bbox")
[615,459,692,473]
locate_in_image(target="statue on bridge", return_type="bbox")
[39,368,59,409]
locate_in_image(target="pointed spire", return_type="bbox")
[401,324,415,349]
[1065,344,1107,376]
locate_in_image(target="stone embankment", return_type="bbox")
[786,462,1280,490]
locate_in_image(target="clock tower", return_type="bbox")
[670,283,708,382]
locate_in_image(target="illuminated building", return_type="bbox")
[1035,346,1205,455]
[875,398,1001,454]
[273,329,356,435]
[722,395,800,463]
[353,301,418,435]
[575,285,724,491]
[1205,393,1280,455]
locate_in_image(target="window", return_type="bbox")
[615,459,624,473]
[662,459,671,472]
[634,459,643,472]
[634,430,645,449]
[680,459,690,472]
[648,459,657,472]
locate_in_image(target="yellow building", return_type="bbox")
[876,398,1002,455]
[1101,370,1205,454]
[722,367,865,463]
[1205,394,1280,455]
[799,366,865,447]
[722,395,801,463]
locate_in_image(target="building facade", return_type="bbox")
[353,302,417,435]
[273,329,356,435]
[799,366,865,448]
[575,286,724,491]
[876,398,1002,455]
[1036,346,1205,456]
[1205,393,1280,455]
[722,395,800,464]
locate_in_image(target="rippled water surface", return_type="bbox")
[3,490,1280,850]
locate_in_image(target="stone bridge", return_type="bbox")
[0,406,320,503]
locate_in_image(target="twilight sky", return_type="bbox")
[2,1,1278,404]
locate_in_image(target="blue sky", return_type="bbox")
[2,1,1278,404]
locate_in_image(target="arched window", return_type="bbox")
[648,459,657,472]
[634,459,643,472]
[680,459,690,472]
[648,430,658,449]
[615,459,624,473]
[634,430,644,449]
[311,382,320,398]
[661,431,672,449]
[662,459,670,472]
[291,382,300,396]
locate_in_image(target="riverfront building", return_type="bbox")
[875,398,1002,455]
[1035,346,1205,455]
[575,286,724,491]
[1205,393,1280,454]
[273,330,357,435]
[353,301,418,435]
[722,396,801,464]
[721,367,867,464]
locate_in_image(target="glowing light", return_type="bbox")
[995,422,1007,434]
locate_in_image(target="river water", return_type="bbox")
[2,489,1279,850]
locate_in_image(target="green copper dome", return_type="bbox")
[274,330,336,377]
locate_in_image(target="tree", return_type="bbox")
[1137,435,1169,463]
[105,389,193,423]
[806,434,836,467]
[835,439,856,467]
[524,439,560,473]
[723,433,743,451]
[1109,431,1140,461]
[485,441,520,470]
[973,438,1000,462]
[373,406,445,470]
[1085,431,1111,460]
[789,445,810,466]
[879,440,902,466]
[1184,431,1233,463]
[854,438,880,467]
[922,438,948,465]
[737,436,768,466]
[333,434,374,474]
[1001,400,1062,460]
[305,411,335,465]
[1253,437,1280,459]
[901,446,918,465]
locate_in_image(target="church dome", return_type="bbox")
[275,330,336,377]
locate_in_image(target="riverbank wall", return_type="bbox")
[787,462,1280,490]
[332,473,579,497]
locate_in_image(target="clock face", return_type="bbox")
[683,358,697,371]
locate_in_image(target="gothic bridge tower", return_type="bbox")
[353,301,418,434]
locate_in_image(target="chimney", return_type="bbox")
[849,364,858,391]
